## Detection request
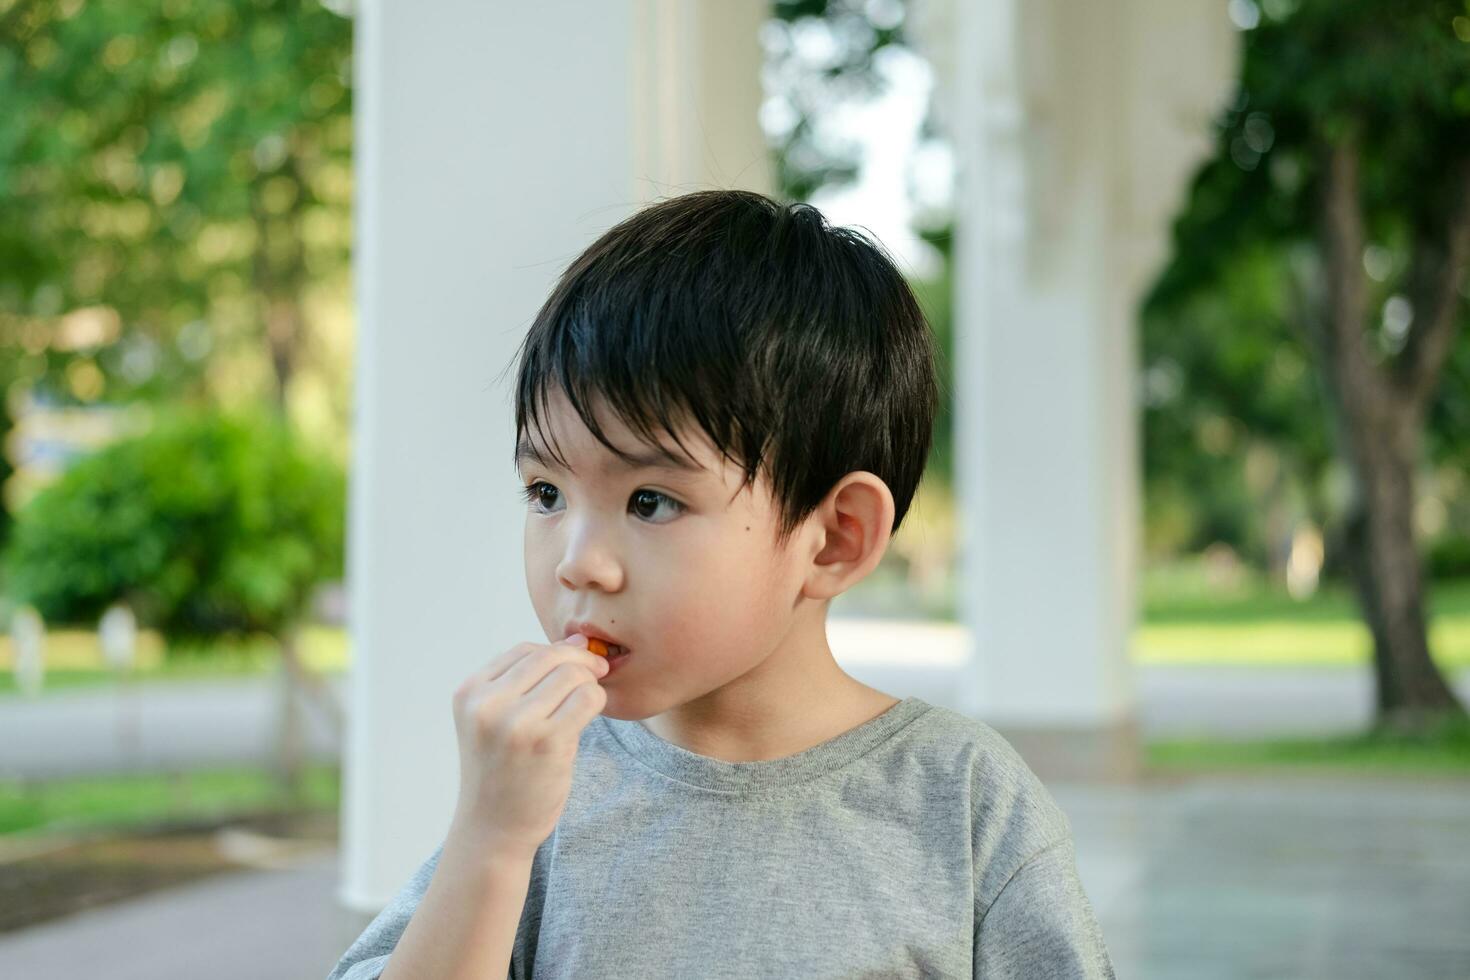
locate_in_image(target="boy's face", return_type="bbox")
[517,386,812,720]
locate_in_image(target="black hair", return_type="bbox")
[503,189,938,549]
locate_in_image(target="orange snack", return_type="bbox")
[587,637,610,658]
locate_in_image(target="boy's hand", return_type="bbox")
[447,634,610,861]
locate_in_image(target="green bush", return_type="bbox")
[1428,536,1470,581]
[3,406,345,644]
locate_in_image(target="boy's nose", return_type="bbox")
[556,538,624,593]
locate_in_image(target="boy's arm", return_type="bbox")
[378,828,535,980]
[325,831,537,980]
[973,837,1117,980]
[325,842,445,980]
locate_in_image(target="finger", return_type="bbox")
[460,633,589,697]
[547,675,608,730]
[486,641,547,684]
[501,632,589,676]
[490,633,586,680]
[520,661,603,722]
[499,640,605,698]
[455,642,537,701]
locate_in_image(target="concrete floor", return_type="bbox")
[1053,776,1470,980]
[3,773,1467,980]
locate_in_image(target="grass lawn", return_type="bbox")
[0,764,340,838]
[0,624,348,696]
[1147,719,1470,775]
[3,578,1469,696]
[3,574,1469,696]
[1133,576,1470,669]
[3,574,1467,837]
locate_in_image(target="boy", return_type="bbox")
[327,190,1115,979]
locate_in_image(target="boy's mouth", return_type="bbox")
[578,634,629,660]
[602,644,631,674]
[566,622,627,655]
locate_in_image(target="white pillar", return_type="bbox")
[913,0,1235,776]
[341,0,771,913]
[632,0,774,200]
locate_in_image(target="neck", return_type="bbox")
[638,605,900,762]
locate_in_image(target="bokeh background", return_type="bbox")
[1,1,1467,978]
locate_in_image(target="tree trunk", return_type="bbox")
[1315,137,1468,733]
[273,627,307,803]
[271,625,344,805]
[250,143,310,415]
[253,144,317,785]
[1336,417,1462,731]
[265,293,302,414]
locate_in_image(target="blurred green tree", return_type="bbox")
[0,0,353,541]
[4,405,345,794]
[1141,247,1338,572]
[1146,0,1470,730]
[5,407,344,636]
[767,0,955,486]
[768,0,905,201]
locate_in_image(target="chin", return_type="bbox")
[598,698,652,722]
[597,691,670,722]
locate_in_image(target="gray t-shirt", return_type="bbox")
[326,696,1115,979]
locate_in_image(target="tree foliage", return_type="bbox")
[3,406,345,645]
[767,0,909,202]
[1143,0,1470,570]
[1145,0,1470,722]
[0,0,351,439]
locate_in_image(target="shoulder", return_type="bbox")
[578,713,621,759]
[570,714,638,788]
[910,705,1074,881]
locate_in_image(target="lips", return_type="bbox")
[591,640,627,658]
[564,621,628,657]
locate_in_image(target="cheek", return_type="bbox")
[658,536,789,645]
[523,523,557,605]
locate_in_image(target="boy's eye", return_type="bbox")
[519,481,685,523]
[520,481,558,511]
[629,488,685,522]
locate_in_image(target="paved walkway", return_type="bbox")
[2,773,1467,979]
[6,617,1468,779]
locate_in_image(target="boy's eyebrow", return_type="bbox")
[515,439,703,474]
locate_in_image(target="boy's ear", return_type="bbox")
[800,471,896,601]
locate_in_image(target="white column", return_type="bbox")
[341,0,771,913]
[912,0,1234,771]
[632,0,774,200]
